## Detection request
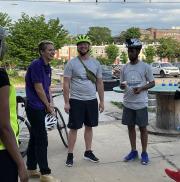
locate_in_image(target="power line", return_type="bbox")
[1,0,180,3]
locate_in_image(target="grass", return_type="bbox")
[10,75,60,88]
[111,101,123,109]
[111,101,156,113]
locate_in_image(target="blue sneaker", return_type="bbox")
[124,150,138,162]
[141,152,149,165]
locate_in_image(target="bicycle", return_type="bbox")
[52,93,68,148]
[16,96,31,157]
[16,93,68,157]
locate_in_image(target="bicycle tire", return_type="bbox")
[54,107,68,148]
[17,115,31,157]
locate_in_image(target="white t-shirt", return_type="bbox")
[120,61,154,110]
[64,56,102,100]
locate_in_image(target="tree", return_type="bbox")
[0,13,12,67]
[143,45,156,64]
[119,27,141,42]
[156,37,179,61]
[0,12,12,28]
[120,51,128,64]
[87,26,113,45]
[142,34,153,44]
[7,13,68,69]
[105,44,119,65]
[97,56,110,65]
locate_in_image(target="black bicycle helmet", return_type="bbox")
[125,38,142,49]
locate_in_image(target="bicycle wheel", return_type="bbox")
[54,107,68,148]
[18,115,31,157]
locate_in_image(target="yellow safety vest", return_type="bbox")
[0,84,19,150]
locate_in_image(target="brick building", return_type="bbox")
[140,27,180,41]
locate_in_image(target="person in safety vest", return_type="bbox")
[0,27,28,182]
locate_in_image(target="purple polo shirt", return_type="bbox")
[25,57,51,109]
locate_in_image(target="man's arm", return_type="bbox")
[141,81,155,90]
[34,83,53,113]
[133,81,155,94]
[63,77,71,113]
[49,87,54,106]
[96,78,104,113]
[0,86,28,182]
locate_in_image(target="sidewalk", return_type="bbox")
[28,91,180,182]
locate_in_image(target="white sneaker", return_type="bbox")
[40,174,60,182]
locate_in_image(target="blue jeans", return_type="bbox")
[26,106,51,175]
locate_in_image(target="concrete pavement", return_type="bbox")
[28,91,180,182]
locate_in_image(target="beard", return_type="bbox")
[78,49,89,56]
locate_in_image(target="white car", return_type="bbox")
[151,62,179,77]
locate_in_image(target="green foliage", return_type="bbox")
[105,44,119,64]
[50,59,61,67]
[7,69,19,77]
[142,34,153,44]
[119,27,141,43]
[143,45,156,64]
[0,12,12,28]
[120,51,128,64]
[156,37,180,61]
[87,26,113,45]
[7,13,68,69]
[9,76,25,86]
[97,56,111,65]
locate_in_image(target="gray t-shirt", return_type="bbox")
[120,61,154,110]
[64,56,102,100]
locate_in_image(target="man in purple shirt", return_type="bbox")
[25,40,58,182]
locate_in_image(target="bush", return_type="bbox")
[7,69,19,77]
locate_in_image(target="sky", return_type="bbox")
[0,0,180,36]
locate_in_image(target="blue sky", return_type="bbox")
[0,0,180,36]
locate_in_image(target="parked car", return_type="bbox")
[151,62,179,77]
[172,62,180,73]
[101,65,119,91]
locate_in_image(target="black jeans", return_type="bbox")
[26,106,51,175]
[0,150,18,182]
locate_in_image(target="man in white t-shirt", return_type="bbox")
[63,35,104,167]
[120,38,155,165]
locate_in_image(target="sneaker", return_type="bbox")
[165,168,180,182]
[141,151,149,165]
[65,153,73,167]
[27,169,41,178]
[123,150,138,162]
[84,150,99,163]
[40,174,59,182]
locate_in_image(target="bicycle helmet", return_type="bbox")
[125,38,142,49]
[45,113,58,130]
[76,35,91,45]
[0,26,6,60]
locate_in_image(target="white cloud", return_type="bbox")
[0,1,180,35]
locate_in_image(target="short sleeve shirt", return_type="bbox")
[120,61,154,110]
[25,58,51,109]
[0,68,10,88]
[64,57,102,100]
